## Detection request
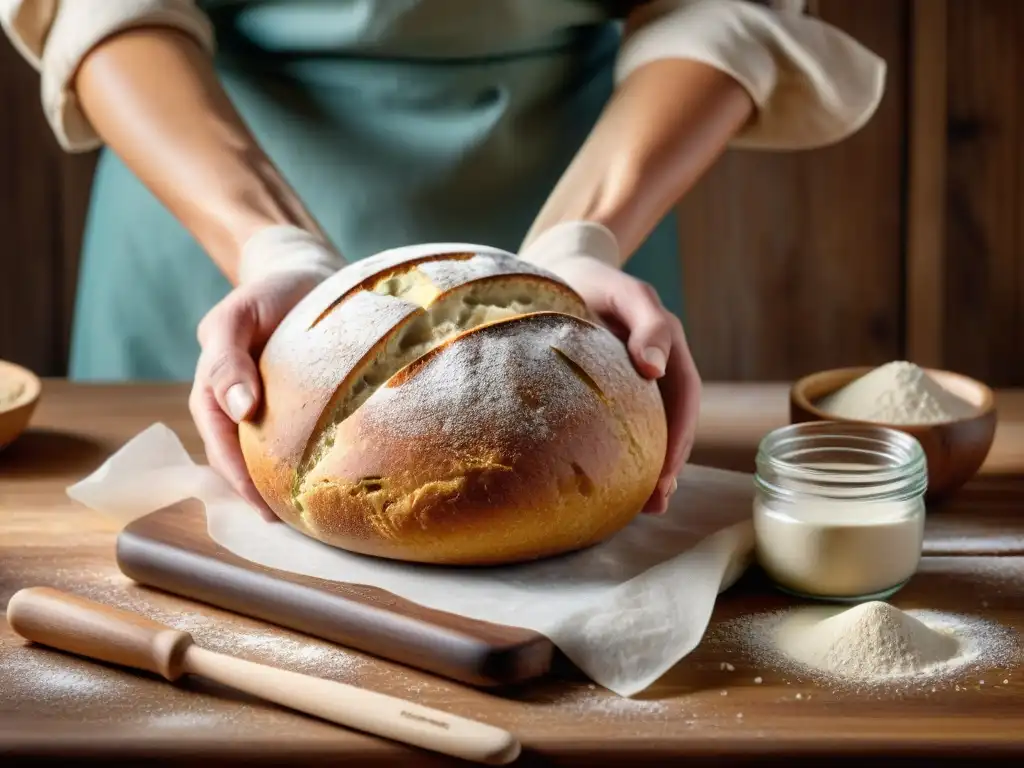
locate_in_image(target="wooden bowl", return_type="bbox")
[790,366,996,499]
[0,360,42,451]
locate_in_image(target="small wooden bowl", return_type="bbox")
[0,360,42,451]
[790,366,996,499]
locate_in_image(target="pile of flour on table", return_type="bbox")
[714,601,1018,688]
[778,602,959,678]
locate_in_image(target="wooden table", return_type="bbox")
[2,381,1023,766]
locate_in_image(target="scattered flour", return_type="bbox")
[164,612,364,676]
[42,569,367,677]
[817,361,977,424]
[146,711,227,729]
[0,612,364,708]
[3,568,368,712]
[0,645,262,731]
[0,646,126,700]
[573,695,669,719]
[710,602,1019,691]
[545,684,670,721]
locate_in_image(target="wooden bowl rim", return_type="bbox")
[790,365,996,433]
[0,359,42,416]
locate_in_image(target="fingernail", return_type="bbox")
[226,383,255,422]
[642,347,667,376]
[668,477,678,496]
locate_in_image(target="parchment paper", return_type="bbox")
[67,423,754,697]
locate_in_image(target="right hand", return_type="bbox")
[189,270,324,520]
[530,253,701,515]
[520,221,701,515]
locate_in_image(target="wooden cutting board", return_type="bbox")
[115,498,555,688]
[114,464,756,689]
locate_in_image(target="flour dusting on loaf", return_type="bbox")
[239,244,667,565]
[363,316,588,442]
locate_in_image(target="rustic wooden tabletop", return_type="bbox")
[1,381,1023,766]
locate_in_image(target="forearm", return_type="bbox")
[525,0,888,264]
[75,27,326,283]
[522,58,753,264]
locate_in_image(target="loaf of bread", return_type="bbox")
[239,243,667,565]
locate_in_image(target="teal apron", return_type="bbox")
[69,0,683,381]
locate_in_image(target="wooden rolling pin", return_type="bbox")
[6,587,520,765]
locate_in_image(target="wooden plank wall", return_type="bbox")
[0,0,1022,385]
[939,0,1024,385]
[903,0,1024,387]
[680,0,908,380]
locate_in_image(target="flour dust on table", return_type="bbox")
[535,684,671,722]
[709,601,1020,694]
[39,566,370,678]
[0,639,307,732]
[0,566,384,730]
[0,643,126,702]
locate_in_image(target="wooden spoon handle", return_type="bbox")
[5,587,521,765]
[184,645,521,765]
[6,586,193,680]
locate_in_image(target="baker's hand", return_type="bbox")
[189,226,344,520]
[520,221,701,514]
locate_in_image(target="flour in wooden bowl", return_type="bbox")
[710,602,1019,692]
[0,378,25,408]
[816,361,977,424]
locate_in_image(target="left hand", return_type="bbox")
[191,225,344,520]
[521,227,701,514]
[190,269,325,520]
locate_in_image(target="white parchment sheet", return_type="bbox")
[68,423,755,696]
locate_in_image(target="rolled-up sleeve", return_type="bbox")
[615,0,887,151]
[0,0,214,152]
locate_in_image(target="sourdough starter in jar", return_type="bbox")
[753,424,928,602]
[754,494,925,599]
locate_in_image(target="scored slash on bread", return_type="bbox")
[239,244,667,566]
[308,251,477,330]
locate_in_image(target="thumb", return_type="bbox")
[199,301,263,424]
[609,284,673,380]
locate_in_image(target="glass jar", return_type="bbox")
[753,421,928,602]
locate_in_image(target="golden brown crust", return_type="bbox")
[240,246,667,565]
